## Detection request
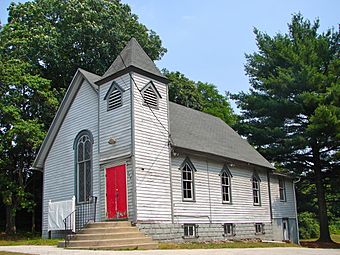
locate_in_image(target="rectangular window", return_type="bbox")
[183,224,197,238]
[223,223,234,236]
[182,164,194,201]
[252,178,261,205]
[279,178,286,201]
[255,223,265,234]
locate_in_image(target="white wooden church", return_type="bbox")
[33,38,299,248]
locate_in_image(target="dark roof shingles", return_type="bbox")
[102,37,164,79]
[169,102,274,169]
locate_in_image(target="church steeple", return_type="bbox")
[96,38,167,85]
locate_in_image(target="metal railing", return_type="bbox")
[63,196,97,247]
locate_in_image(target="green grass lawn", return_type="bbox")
[159,241,298,249]
[0,252,31,255]
[332,234,340,243]
[0,235,60,247]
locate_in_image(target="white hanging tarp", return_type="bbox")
[48,196,75,232]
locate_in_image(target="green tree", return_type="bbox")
[164,70,236,125]
[165,70,202,110]
[0,0,166,90]
[0,59,58,234]
[197,81,237,125]
[232,14,339,242]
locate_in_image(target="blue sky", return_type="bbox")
[1,0,339,107]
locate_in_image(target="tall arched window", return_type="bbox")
[252,172,261,206]
[180,157,197,201]
[221,164,233,203]
[74,130,93,203]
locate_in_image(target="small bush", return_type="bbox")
[330,219,340,235]
[299,212,319,239]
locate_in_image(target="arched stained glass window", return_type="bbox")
[75,130,93,203]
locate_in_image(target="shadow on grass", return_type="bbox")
[300,241,340,249]
[300,234,340,249]
[0,232,60,246]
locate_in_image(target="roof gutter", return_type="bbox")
[95,66,169,86]
[172,145,275,171]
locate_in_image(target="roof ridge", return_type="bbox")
[78,68,101,78]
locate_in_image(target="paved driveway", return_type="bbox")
[0,246,339,255]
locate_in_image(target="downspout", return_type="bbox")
[167,86,174,224]
[267,170,273,222]
[130,73,137,223]
[169,145,174,224]
[206,161,212,223]
[293,177,301,244]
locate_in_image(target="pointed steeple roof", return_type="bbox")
[97,38,167,85]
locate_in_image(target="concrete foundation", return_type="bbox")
[137,222,274,243]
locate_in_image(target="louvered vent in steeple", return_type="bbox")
[108,87,122,110]
[104,81,125,111]
[141,81,161,109]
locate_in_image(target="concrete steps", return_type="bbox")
[80,226,140,234]
[67,242,158,250]
[75,232,144,240]
[59,221,158,250]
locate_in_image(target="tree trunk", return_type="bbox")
[312,143,332,243]
[31,209,36,234]
[5,204,16,235]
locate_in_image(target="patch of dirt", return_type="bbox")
[300,241,340,249]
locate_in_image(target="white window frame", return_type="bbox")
[279,177,286,202]
[221,171,231,203]
[183,224,198,238]
[252,172,261,206]
[180,157,196,202]
[223,223,235,236]
[255,223,265,235]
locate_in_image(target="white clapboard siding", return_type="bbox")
[126,161,135,220]
[43,80,99,235]
[270,175,296,218]
[171,155,271,224]
[99,74,131,161]
[132,73,172,222]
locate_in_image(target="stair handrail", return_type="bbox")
[63,195,97,247]
[63,210,76,247]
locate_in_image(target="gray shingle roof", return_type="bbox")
[78,68,100,88]
[169,102,274,169]
[102,38,164,79]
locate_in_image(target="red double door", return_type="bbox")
[106,165,127,219]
